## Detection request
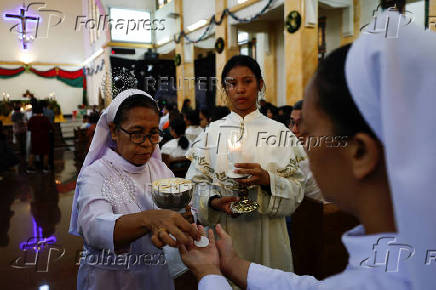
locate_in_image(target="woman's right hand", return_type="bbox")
[143,209,200,248]
[210,196,240,215]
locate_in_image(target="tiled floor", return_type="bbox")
[0,150,83,290]
[0,149,198,290]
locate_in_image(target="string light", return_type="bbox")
[174,0,274,44]
[111,66,138,98]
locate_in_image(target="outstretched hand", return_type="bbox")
[180,224,250,289]
[179,225,222,280]
[144,209,200,248]
[214,224,239,275]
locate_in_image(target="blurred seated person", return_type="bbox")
[161,115,190,166]
[86,112,100,149]
[185,110,203,143]
[80,115,91,129]
[160,110,182,147]
[290,100,303,134]
[199,109,210,129]
[266,104,278,120]
[276,114,290,128]
[278,105,293,119]
[181,99,193,115]
[159,103,173,130]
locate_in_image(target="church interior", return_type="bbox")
[0,0,435,289]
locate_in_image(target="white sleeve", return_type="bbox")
[76,167,123,251]
[160,142,171,156]
[199,275,232,290]
[300,159,324,202]
[247,263,321,290]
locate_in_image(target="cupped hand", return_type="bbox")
[214,224,239,275]
[179,225,222,280]
[143,209,200,248]
[234,163,270,186]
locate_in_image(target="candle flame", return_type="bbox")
[228,133,242,151]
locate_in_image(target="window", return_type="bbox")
[109,8,152,43]
[238,31,256,59]
[157,0,173,9]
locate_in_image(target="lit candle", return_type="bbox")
[227,132,247,178]
[228,132,243,163]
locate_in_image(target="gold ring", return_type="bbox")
[157,227,167,234]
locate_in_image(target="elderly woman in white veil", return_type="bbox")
[69,89,200,290]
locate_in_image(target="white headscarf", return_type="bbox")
[69,89,162,235]
[346,10,436,290]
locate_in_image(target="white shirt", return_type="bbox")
[300,158,324,202]
[159,113,169,130]
[160,138,190,158]
[199,225,412,290]
[185,126,204,143]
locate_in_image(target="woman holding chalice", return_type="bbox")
[186,55,306,277]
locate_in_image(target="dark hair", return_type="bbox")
[221,55,263,89]
[277,114,290,128]
[182,99,191,106]
[170,116,189,150]
[293,100,303,111]
[34,103,43,114]
[266,104,278,119]
[164,103,175,112]
[380,0,405,12]
[279,105,293,116]
[200,109,210,120]
[40,100,49,108]
[185,110,200,126]
[89,112,100,124]
[211,106,230,122]
[14,105,21,111]
[313,44,376,138]
[113,94,159,127]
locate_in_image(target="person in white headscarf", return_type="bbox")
[178,43,413,290]
[69,89,200,290]
[345,3,436,289]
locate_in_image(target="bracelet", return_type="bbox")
[208,195,221,210]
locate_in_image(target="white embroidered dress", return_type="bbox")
[186,110,305,272]
[76,148,176,290]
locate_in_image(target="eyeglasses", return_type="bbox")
[118,127,161,145]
